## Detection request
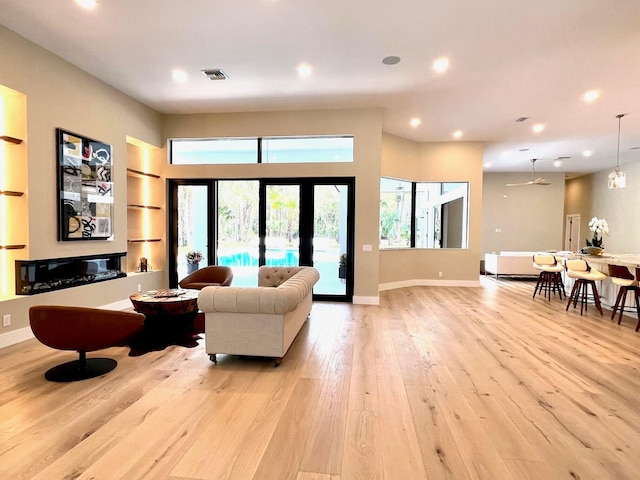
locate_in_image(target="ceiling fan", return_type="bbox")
[506,159,550,186]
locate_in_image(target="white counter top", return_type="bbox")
[557,252,640,269]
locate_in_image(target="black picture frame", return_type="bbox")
[56,128,114,241]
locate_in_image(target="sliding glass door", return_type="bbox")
[169,177,354,301]
[174,184,209,284]
[313,183,350,296]
[265,184,300,267]
[217,180,259,286]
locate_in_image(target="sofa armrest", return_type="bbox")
[484,254,497,272]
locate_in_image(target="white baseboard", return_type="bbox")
[352,296,380,305]
[379,279,481,291]
[0,327,34,349]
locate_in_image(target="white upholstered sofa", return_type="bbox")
[197,266,320,365]
[484,251,540,278]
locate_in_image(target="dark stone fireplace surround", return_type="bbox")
[15,252,127,295]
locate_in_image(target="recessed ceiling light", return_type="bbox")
[382,56,401,65]
[583,90,600,102]
[410,117,422,128]
[453,130,463,139]
[172,69,188,84]
[75,0,97,9]
[532,123,545,133]
[432,57,449,74]
[297,63,312,78]
[582,150,593,157]
[553,160,562,167]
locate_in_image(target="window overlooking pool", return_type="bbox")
[380,177,469,249]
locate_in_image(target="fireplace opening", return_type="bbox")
[15,252,127,295]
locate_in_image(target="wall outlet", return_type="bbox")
[362,244,372,252]
[438,271,443,278]
[2,314,10,327]
[137,284,142,292]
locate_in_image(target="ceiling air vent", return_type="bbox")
[515,117,529,122]
[202,69,228,80]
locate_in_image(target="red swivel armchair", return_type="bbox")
[178,265,233,290]
[29,305,145,382]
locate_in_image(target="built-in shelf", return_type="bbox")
[0,135,22,145]
[127,204,161,210]
[126,168,160,179]
[0,244,26,250]
[0,190,24,197]
[128,238,162,243]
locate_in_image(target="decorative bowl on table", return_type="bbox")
[581,246,604,256]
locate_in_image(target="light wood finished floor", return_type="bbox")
[1,278,640,480]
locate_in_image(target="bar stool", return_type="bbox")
[608,264,640,326]
[532,254,564,301]
[565,259,606,316]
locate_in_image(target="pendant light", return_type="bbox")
[608,113,627,189]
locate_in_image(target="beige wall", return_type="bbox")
[482,172,566,254]
[0,26,163,260]
[566,162,640,253]
[379,135,485,285]
[0,25,165,336]
[162,108,383,300]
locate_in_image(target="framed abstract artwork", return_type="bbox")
[56,128,114,241]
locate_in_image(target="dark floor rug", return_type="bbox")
[126,313,205,357]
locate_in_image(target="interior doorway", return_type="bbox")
[565,214,580,252]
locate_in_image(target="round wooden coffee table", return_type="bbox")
[130,288,198,316]
[128,289,202,354]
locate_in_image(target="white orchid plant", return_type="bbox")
[586,217,609,248]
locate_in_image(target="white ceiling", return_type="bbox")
[1,0,640,176]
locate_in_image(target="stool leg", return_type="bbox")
[552,273,563,300]
[566,281,580,311]
[633,288,640,331]
[590,281,603,316]
[612,286,626,321]
[545,272,553,301]
[617,287,628,325]
[533,273,543,299]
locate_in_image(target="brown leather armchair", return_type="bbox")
[178,265,233,290]
[29,305,145,382]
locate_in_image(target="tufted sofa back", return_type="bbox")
[258,266,306,287]
[198,266,320,315]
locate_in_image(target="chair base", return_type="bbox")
[44,357,117,382]
[566,279,603,316]
[611,285,640,324]
[533,271,564,301]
